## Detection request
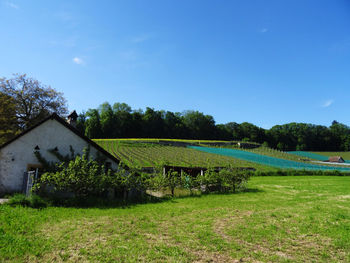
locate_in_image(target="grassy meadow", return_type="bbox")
[1,176,350,262]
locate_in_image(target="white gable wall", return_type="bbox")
[0,119,118,194]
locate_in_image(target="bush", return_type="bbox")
[147,169,181,197]
[33,150,120,198]
[7,194,30,207]
[197,168,252,193]
[29,194,48,208]
[181,172,199,195]
[148,167,252,196]
[7,194,48,208]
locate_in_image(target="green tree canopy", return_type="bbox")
[0,92,19,144]
[0,74,68,130]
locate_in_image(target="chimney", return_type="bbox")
[67,110,78,128]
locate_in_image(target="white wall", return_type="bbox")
[0,119,118,194]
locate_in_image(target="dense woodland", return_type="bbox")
[75,102,350,151]
[1,74,350,151]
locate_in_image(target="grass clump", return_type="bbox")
[7,194,48,208]
[7,193,31,207]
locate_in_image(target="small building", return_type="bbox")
[328,156,345,163]
[0,113,120,195]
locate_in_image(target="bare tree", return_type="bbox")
[0,74,68,130]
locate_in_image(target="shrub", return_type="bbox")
[197,168,224,193]
[29,194,48,208]
[181,172,199,195]
[7,194,48,208]
[197,168,252,193]
[220,168,251,192]
[117,169,150,200]
[147,169,182,197]
[33,150,119,198]
[7,194,30,207]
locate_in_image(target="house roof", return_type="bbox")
[0,113,121,165]
[328,156,344,162]
[68,110,78,119]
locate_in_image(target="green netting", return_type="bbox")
[289,151,350,163]
[188,146,350,171]
[288,151,329,161]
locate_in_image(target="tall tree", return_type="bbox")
[113,102,133,138]
[99,102,116,137]
[0,74,68,129]
[0,92,19,144]
[142,108,164,138]
[182,110,216,139]
[84,109,102,139]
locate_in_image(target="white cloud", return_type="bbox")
[5,1,19,9]
[72,57,84,65]
[322,99,334,108]
[260,28,268,33]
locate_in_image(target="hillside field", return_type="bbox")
[1,176,350,262]
[93,139,271,170]
[94,139,350,171]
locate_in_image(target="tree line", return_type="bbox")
[1,74,350,151]
[75,102,350,151]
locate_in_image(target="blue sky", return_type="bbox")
[1,0,349,128]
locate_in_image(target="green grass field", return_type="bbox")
[1,176,350,262]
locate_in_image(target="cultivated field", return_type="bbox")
[93,139,270,170]
[191,146,350,171]
[1,176,350,262]
[94,139,350,171]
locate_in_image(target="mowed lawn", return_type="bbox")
[1,176,350,262]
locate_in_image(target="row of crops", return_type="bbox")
[94,139,269,169]
[189,146,350,171]
[242,147,310,162]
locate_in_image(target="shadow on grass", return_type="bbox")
[45,187,264,209]
[47,194,171,209]
[242,188,264,193]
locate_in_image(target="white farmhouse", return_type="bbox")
[0,112,120,195]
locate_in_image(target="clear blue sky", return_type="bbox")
[1,0,349,128]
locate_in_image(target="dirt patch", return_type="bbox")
[213,210,253,241]
[336,195,350,200]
